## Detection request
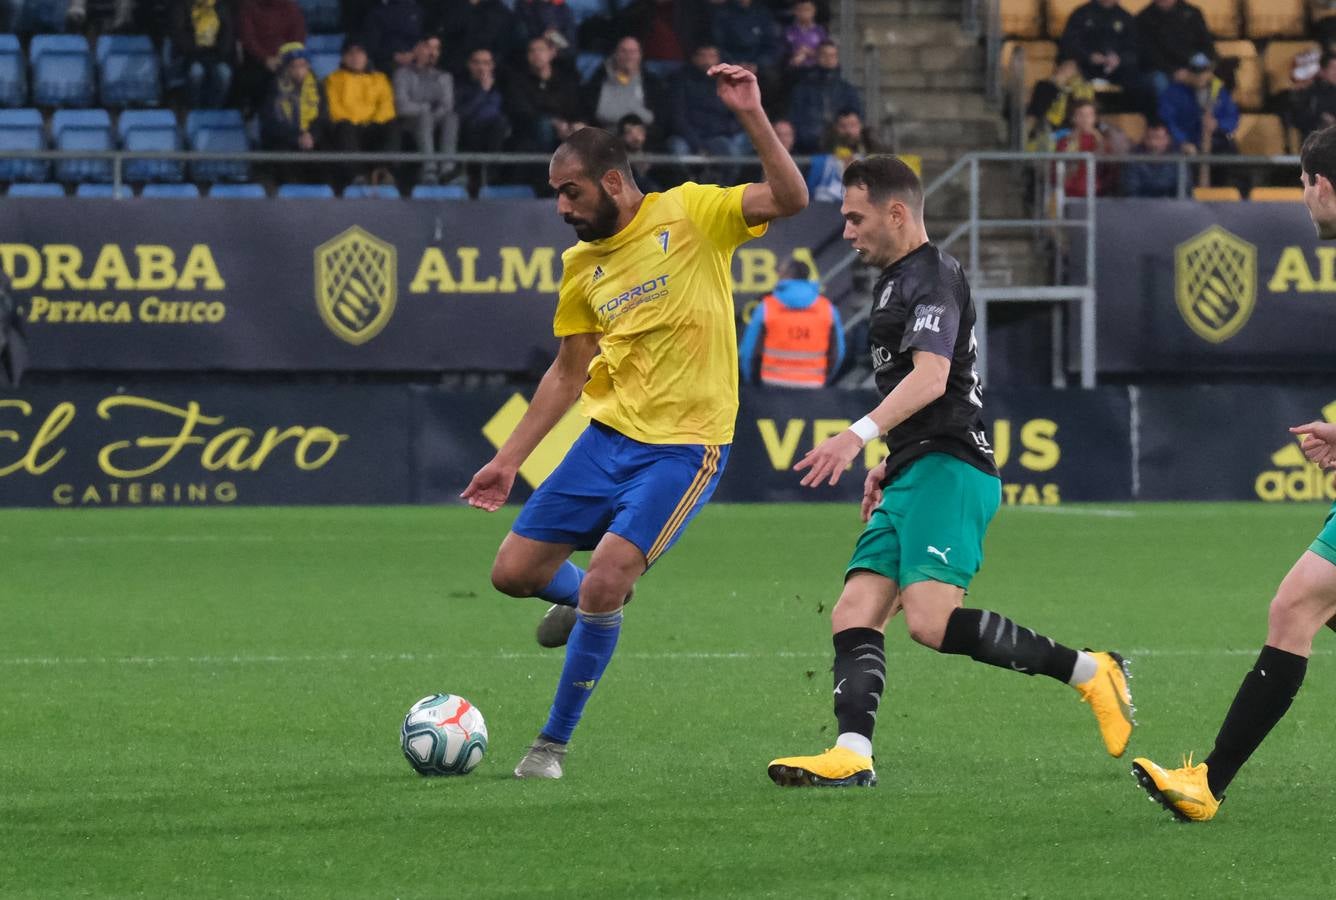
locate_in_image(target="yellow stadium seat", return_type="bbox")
[1193,186,1244,201]
[1263,40,1322,99]
[1105,112,1147,144]
[1196,0,1242,39]
[1001,0,1043,38]
[897,154,923,177]
[1235,113,1286,155]
[1250,186,1305,201]
[1003,40,1058,96]
[1046,0,1086,38]
[1123,0,1152,11]
[1244,0,1306,38]
[1216,40,1263,110]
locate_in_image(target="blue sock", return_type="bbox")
[540,608,622,744]
[536,561,584,607]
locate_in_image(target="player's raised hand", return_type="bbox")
[1291,421,1336,469]
[861,461,887,522]
[461,460,517,511]
[794,430,864,488]
[707,63,762,114]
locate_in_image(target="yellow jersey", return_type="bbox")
[553,182,766,445]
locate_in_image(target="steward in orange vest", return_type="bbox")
[739,263,845,388]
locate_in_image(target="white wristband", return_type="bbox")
[848,416,880,445]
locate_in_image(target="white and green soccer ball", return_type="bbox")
[400,693,489,776]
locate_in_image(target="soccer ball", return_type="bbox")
[400,693,489,776]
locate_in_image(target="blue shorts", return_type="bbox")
[512,421,729,568]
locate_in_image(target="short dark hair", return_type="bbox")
[843,155,922,210]
[616,113,646,133]
[1301,124,1336,185]
[556,126,632,181]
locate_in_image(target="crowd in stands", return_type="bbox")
[0,0,881,198]
[1009,0,1336,198]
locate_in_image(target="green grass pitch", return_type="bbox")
[4,502,1335,897]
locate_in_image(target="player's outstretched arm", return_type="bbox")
[461,332,601,510]
[1291,421,1336,469]
[706,63,808,225]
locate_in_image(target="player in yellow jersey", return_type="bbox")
[461,64,808,779]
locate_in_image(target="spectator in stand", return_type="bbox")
[1292,53,1336,141]
[362,0,423,75]
[237,0,307,113]
[772,116,795,152]
[1059,0,1140,94]
[783,0,827,72]
[170,0,235,109]
[515,0,578,60]
[1025,59,1096,150]
[1055,99,1118,196]
[583,36,668,134]
[505,36,584,152]
[457,47,511,188]
[667,44,751,169]
[1158,52,1238,156]
[67,0,134,31]
[738,259,845,389]
[711,0,780,72]
[395,35,457,185]
[431,0,517,77]
[618,113,666,192]
[806,108,880,201]
[325,37,399,186]
[1121,121,1180,197]
[260,42,327,182]
[1135,0,1212,98]
[787,40,861,152]
[624,0,702,64]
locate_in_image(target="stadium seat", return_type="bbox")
[118,108,183,183]
[575,52,604,81]
[344,183,400,198]
[29,34,93,107]
[1262,40,1321,100]
[75,182,128,197]
[305,34,344,54]
[1250,186,1304,201]
[410,183,469,199]
[186,109,249,182]
[1216,40,1262,110]
[296,0,342,32]
[0,107,47,182]
[0,34,27,107]
[1196,0,1241,39]
[1122,0,1152,10]
[644,60,682,80]
[141,182,200,198]
[8,182,64,196]
[1105,112,1146,145]
[16,0,69,32]
[1001,40,1057,96]
[1000,0,1041,38]
[565,0,605,23]
[209,182,267,198]
[1193,185,1243,201]
[310,51,341,80]
[97,34,161,106]
[478,184,536,199]
[1044,0,1085,37]
[1235,113,1286,156]
[277,183,335,198]
[1244,0,1305,38]
[51,107,112,183]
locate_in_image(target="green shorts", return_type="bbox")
[846,452,1002,590]
[1310,501,1336,566]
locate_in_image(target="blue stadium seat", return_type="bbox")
[209,182,267,198]
[344,183,400,198]
[644,60,682,80]
[17,0,70,33]
[310,51,341,80]
[0,107,47,182]
[186,110,249,182]
[141,182,200,198]
[97,35,160,106]
[75,182,128,197]
[296,0,342,32]
[478,184,536,199]
[8,182,64,197]
[410,183,469,200]
[118,109,183,183]
[575,52,604,81]
[0,35,26,107]
[51,108,111,183]
[30,35,93,107]
[277,183,335,198]
[305,34,345,54]
[565,0,606,23]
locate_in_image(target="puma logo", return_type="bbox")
[834,678,846,695]
[927,546,951,564]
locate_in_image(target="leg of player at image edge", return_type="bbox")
[768,607,1134,788]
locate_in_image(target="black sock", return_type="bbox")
[832,627,886,745]
[1204,645,1307,798]
[939,608,1079,684]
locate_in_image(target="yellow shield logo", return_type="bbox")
[314,226,397,345]
[1174,225,1257,344]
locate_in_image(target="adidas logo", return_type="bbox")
[592,266,604,283]
[1255,400,1336,501]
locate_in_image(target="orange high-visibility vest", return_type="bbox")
[759,293,834,389]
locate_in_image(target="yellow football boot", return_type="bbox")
[1074,650,1135,757]
[1131,755,1221,822]
[767,746,877,787]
